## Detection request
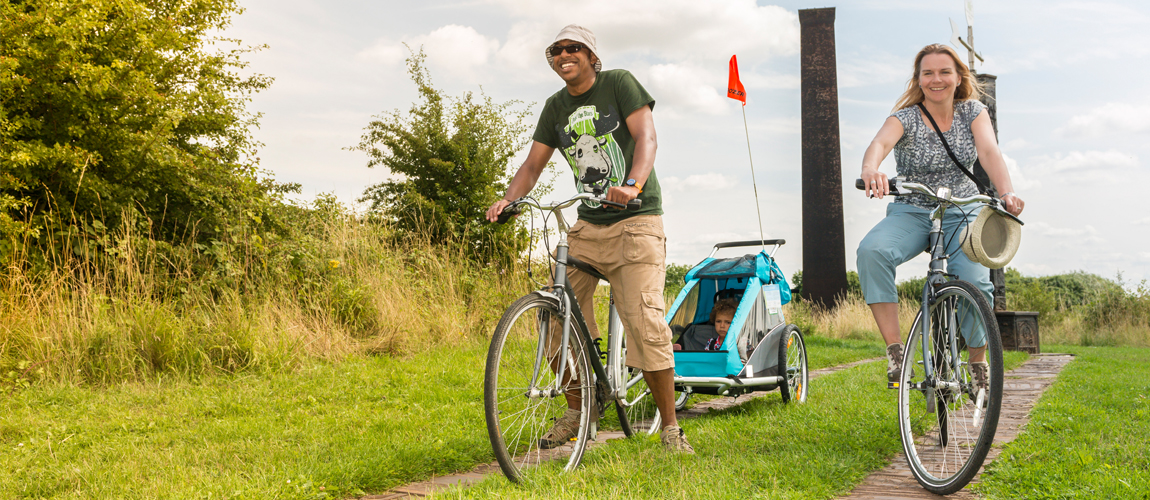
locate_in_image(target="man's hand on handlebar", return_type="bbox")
[860,168,890,199]
[605,185,641,207]
[485,199,514,223]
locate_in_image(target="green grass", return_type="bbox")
[977,345,1150,499]
[447,360,902,499]
[0,343,497,499]
[440,350,1030,499]
[0,333,884,499]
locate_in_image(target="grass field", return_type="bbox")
[0,335,885,499]
[977,345,1150,499]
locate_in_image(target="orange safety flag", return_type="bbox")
[727,55,746,105]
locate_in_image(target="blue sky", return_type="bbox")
[225,0,1150,285]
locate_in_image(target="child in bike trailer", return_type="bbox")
[485,24,692,454]
[674,299,738,352]
[856,44,1025,390]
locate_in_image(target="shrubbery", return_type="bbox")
[351,49,537,265]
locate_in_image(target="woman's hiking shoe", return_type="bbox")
[970,361,989,396]
[539,408,581,449]
[661,425,695,454]
[887,343,904,389]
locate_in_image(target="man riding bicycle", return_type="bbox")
[484,24,692,453]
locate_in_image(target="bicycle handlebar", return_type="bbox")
[494,193,642,224]
[855,177,995,207]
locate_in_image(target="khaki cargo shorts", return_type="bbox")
[547,215,674,372]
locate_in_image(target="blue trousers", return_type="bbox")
[857,202,992,348]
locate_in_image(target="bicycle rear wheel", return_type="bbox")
[897,280,1003,495]
[484,293,594,482]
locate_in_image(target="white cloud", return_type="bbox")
[1029,222,1103,243]
[356,38,406,66]
[1135,217,1150,226]
[488,0,799,63]
[662,173,737,192]
[357,25,502,81]
[412,25,502,76]
[645,63,728,117]
[838,53,907,88]
[1000,138,1034,151]
[1056,103,1150,138]
[1028,150,1138,176]
[1001,153,1039,191]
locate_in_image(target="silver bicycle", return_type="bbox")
[857,177,1017,494]
[483,192,658,482]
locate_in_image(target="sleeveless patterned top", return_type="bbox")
[890,99,986,209]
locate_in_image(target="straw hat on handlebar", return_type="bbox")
[961,206,1022,269]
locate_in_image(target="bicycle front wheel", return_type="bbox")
[897,280,1004,495]
[484,293,594,482]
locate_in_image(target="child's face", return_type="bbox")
[714,311,734,338]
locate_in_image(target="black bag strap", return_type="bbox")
[916,102,990,195]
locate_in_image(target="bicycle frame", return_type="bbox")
[516,195,625,408]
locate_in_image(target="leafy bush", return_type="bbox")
[0,0,283,254]
[665,263,693,297]
[352,48,536,265]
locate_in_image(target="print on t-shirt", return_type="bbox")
[555,105,626,206]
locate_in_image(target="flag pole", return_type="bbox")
[741,105,766,253]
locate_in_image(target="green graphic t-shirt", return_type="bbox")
[532,69,663,225]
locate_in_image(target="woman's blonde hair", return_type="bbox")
[893,43,982,111]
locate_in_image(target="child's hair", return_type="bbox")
[709,298,739,323]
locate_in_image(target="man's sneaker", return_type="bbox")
[539,408,581,449]
[970,361,989,396]
[887,343,904,389]
[661,425,695,454]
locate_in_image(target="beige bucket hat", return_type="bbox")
[545,24,602,73]
[960,208,1022,269]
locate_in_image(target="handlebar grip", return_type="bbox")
[856,178,898,191]
[495,204,521,224]
[627,199,642,211]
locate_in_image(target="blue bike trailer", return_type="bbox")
[666,241,794,394]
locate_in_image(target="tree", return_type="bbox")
[0,0,278,253]
[352,48,540,264]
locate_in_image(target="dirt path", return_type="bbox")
[365,356,882,499]
[839,353,1074,500]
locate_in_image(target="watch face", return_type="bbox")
[626,179,636,186]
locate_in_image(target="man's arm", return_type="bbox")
[605,104,656,205]
[485,140,556,222]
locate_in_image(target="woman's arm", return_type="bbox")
[971,110,1025,216]
[860,116,904,199]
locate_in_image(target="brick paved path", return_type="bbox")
[839,353,1074,500]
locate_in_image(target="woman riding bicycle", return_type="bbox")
[856,44,1026,390]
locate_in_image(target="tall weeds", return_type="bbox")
[0,200,533,389]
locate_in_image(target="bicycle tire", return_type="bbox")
[484,293,595,482]
[897,280,1004,495]
[778,324,809,404]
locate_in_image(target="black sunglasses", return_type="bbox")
[549,43,585,57]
